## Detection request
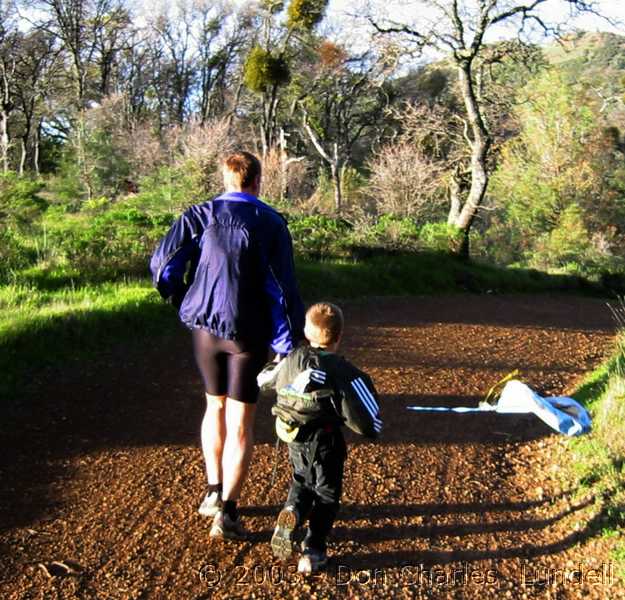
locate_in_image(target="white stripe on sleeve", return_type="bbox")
[356,377,379,413]
[351,379,378,420]
[353,378,379,417]
[310,369,326,384]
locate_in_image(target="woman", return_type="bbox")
[150,151,304,539]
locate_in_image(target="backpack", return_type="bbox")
[272,380,338,428]
[270,349,342,437]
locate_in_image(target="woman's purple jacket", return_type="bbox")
[150,192,305,355]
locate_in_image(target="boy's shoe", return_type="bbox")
[297,548,328,574]
[271,506,299,559]
[209,510,247,541]
[198,490,222,517]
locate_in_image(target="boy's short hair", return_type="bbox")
[305,302,344,347]
[223,151,261,190]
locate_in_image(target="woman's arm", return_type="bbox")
[150,210,201,306]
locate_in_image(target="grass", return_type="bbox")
[296,251,597,300]
[0,279,175,403]
[0,250,607,408]
[568,311,625,577]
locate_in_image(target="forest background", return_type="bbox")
[2,0,625,280]
[2,0,625,396]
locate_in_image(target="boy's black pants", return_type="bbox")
[285,428,346,553]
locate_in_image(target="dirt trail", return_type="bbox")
[0,294,621,599]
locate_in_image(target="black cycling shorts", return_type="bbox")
[192,329,268,404]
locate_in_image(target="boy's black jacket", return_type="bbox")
[259,345,382,439]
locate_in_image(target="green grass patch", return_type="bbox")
[296,251,597,300]
[0,279,176,404]
[568,318,625,576]
[0,250,604,409]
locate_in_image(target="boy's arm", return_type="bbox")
[333,359,382,439]
[257,355,288,393]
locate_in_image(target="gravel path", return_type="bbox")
[0,294,621,599]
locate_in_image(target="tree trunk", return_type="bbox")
[19,137,26,175]
[450,60,492,259]
[331,145,342,214]
[0,111,9,173]
[34,122,41,176]
[279,128,287,201]
[447,170,462,225]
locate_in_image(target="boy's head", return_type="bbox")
[222,151,262,194]
[304,302,344,350]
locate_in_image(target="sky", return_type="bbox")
[325,0,625,38]
[319,0,624,65]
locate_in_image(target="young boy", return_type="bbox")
[258,302,382,574]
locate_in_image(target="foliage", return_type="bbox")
[243,46,290,94]
[259,148,312,203]
[0,172,46,227]
[81,95,135,196]
[307,167,368,212]
[489,69,625,276]
[367,138,446,219]
[368,214,420,249]
[286,0,328,30]
[48,153,87,208]
[0,228,39,283]
[132,166,199,212]
[287,214,352,257]
[168,117,238,197]
[48,96,157,204]
[418,222,463,253]
[42,201,174,278]
[567,305,625,573]
[529,204,599,273]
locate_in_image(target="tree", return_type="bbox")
[294,41,392,212]
[0,6,19,173]
[490,69,625,271]
[13,29,61,174]
[192,0,247,124]
[93,3,132,97]
[25,0,127,107]
[149,4,195,124]
[242,0,329,157]
[369,0,609,257]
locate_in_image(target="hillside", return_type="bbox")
[395,30,625,104]
[543,31,625,91]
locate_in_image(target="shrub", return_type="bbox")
[0,228,38,283]
[367,139,446,219]
[307,166,368,213]
[419,222,463,253]
[134,166,201,213]
[169,117,238,197]
[44,201,175,277]
[369,214,420,249]
[287,214,352,257]
[256,147,312,203]
[0,172,46,227]
[472,214,524,265]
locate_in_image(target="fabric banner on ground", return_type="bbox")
[407,380,591,436]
